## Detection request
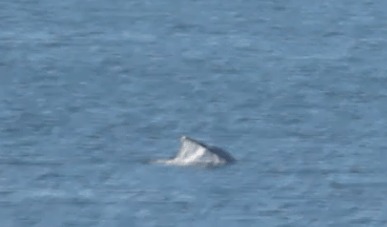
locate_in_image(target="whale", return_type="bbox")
[153,136,235,167]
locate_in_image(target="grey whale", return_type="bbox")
[154,136,235,167]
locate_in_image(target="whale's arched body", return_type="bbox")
[154,136,235,167]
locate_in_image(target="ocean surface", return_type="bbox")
[1,1,387,226]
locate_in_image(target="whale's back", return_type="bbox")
[155,136,235,167]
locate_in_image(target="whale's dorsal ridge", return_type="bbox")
[154,135,235,167]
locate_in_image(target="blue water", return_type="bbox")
[1,1,387,226]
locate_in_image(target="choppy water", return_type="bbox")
[1,1,387,226]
